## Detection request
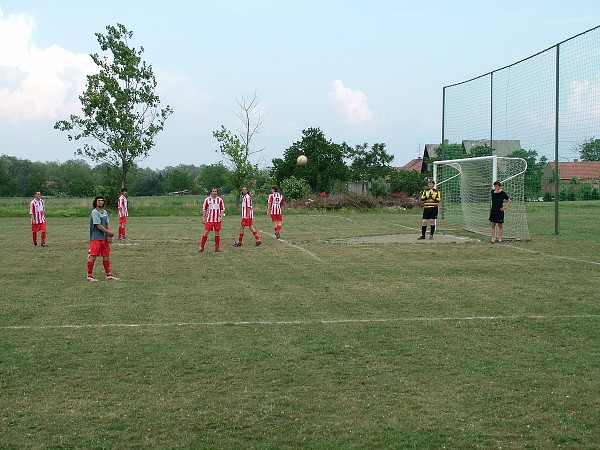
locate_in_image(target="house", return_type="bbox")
[544,161,600,185]
[397,144,441,174]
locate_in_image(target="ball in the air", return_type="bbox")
[297,155,308,166]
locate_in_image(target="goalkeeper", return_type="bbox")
[419,179,441,240]
[489,180,512,243]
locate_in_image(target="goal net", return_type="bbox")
[433,155,530,241]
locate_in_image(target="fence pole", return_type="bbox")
[554,43,560,235]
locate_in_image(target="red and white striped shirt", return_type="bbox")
[29,198,46,224]
[268,192,284,215]
[241,193,254,219]
[203,195,224,222]
[118,194,128,218]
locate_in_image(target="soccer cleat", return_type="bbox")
[33,243,38,246]
[233,242,242,247]
[86,275,98,282]
[255,240,262,246]
[197,247,204,253]
[429,235,434,240]
[275,232,281,239]
[417,236,425,240]
[41,243,48,247]
[106,275,120,281]
[215,247,224,253]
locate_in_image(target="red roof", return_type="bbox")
[401,158,423,172]
[548,162,600,180]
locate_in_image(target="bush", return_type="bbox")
[291,191,417,211]
[281,176,310,200]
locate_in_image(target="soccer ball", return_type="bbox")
[297,155,307,166]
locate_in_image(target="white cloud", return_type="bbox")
[328,79,374,126]
[0,8,97,125]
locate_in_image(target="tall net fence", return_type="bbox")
[443,26,600,241]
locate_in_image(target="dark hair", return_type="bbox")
[493,181,501,187]
[272,185,279,192]
[120,187,128,193]
[93,195,105,209]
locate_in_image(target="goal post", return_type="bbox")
[433,155,530,241]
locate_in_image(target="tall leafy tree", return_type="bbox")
[579,138,600,161]
[54,23,173,189]
[271,128,350,193]
[348,142,394,182]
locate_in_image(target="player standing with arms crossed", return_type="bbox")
[199,187,225,253]
[418,178,441,240]
[117,187,128,240]
[233,186,262,247]
[489,180,512,243]
[268,185,284,239]
[87,195,119,281]
[29,191,47,247]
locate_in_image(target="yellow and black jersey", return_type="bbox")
[420,188,441,208]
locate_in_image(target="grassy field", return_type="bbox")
[1,205,600,448]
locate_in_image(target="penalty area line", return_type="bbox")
[3,314,598,331]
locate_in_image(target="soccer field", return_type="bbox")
[1,211,599,448]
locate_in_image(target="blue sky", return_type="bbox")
[1,0,599,170]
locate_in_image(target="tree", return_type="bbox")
[348,142,394,182]
[389,169,426,196]
[165,170,195,193]
[213,126,257,201]
[271,128,350,193]
[54,23,173,189]
[214,92,265,205]
[579,138,600,161]
[198,163,231,194]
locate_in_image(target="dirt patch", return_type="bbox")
[332,233,472,244]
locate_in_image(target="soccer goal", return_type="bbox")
[433,155,530,241]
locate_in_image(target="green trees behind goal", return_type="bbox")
[434,155,530,241]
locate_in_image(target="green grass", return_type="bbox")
[1,209,600,448]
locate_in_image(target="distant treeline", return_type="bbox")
[0,155,273,198]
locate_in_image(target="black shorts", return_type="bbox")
[489,209,504,224]
[422,207,438,220]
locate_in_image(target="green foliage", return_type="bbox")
[271,128,350,193]
[198,163,231,194]
[213,125,257,200]
[579,137,600,161]
[436,143,465,161]
[468,145,493,157]
[369,178,388,197]
[280,176,310,200]
[128,167,166,196]
[389,169,426,196]
[348,142,394,182]
[165,170,195,193]
[54,23,173,189]
[508,148,544,200]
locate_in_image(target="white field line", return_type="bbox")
[2,314,598,331]
[258,230,325,263]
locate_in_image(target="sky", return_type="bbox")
[1,0,599,170]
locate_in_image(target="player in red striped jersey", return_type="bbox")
[198,187,225,253]
[268,185,284,239]
[233,186,261,247]
[29,191,48,247]
[117,187,128,240]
